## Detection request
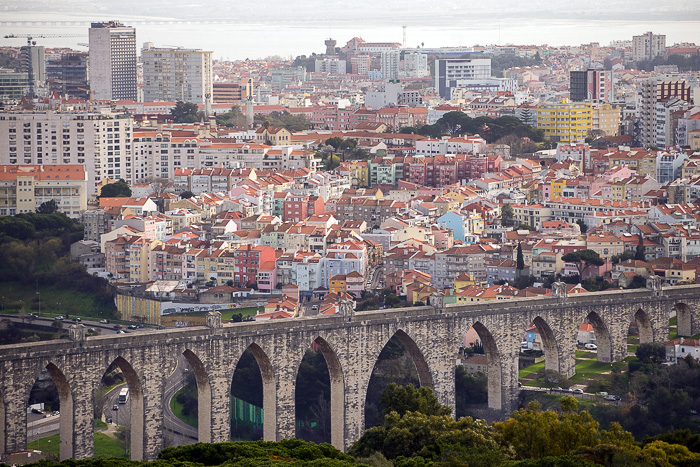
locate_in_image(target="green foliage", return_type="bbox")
[216,105,248,128]
[455,366,488,417]
[516,223,536,231]
[501,203,515,227]
[255,111,310,132]
[494,398,607,460]
[159,439,355,465]
[170,101,203,123]
[635,54,700,72]
[636,343,666,365]
[349,410,500,461]
[576,219,588,234]
[517,243,525,270]
[100,179,132,198]
[562,250,604,278]
[180,190,195,199]
[611,251,635,264]
[380,383,452,419]
[36,199,58,214]
[417,112,544,143]
[325,137,344,150]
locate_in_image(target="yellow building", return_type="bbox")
[115,294,163,325]
[128,237,162,282]
[453,273,477,293]
[609,179,626,201]
[329,274,347,294]
[537,101,592,144]
[345,161,369,188]
[0,164,88,217]
[591,103,621,137]
[550,179,566,199]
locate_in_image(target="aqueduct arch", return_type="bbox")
[107,356,144,461]
[232,343,276,442]
[470,321,502,410]
[182,349,211,443]
[310,336,345,450]
[634,308,654,344]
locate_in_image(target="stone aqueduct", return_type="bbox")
[1,283,700,461]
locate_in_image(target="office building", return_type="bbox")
[89,21,138,100]
[213,79,253,103]
[141,44,213,105]
[435,58,492,99]
[0,164,87,217]
[537,101,592,144]
[0,110,134,195]
[20,45,46,91]
[570,69,613,102]
[632,32,666,62]
[0,69,30,101]
[46,52,89,99]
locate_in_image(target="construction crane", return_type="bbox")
[3,33,84,98]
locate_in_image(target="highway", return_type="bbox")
[162,355,198,446]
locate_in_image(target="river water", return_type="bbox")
[1,11,699,60]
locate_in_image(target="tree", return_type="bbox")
[170,101,202,123]
[140,176,174,197]
[635,235,646,261]
[517,242,525,272]
[180,191,195,199]
[501,203,515,227]
[36,199,58,214]
[325,137,344,151]
[100,179,131,198]
[561,250,604,279]
[635,343,666,365]
[576,219,588,234]
[380,383,452,419]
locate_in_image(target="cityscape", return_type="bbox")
[1,8,700,467]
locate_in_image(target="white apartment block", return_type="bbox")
[89,21,138,101]
[141,44,213,105]
[132,131,200,181]
[0,109,134,195]
[314,58,347,74]
[380,50,401,80]
[632,32,666,62]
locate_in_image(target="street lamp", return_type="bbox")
[36,292,41,315]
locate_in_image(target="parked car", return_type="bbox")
[72,317,81,322]
[605,394,619,401]
[128,324,137,330]
[573,388,584,394]
[585,343,597,350]
[113,324,123,330]
[99,319,109,324]
[54,316,64,321]
[552,387,563,392]
[112,404,118,410]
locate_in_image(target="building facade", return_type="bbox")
[142,45,213,105]
[89,21,138,100]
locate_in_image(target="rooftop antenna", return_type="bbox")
[402,25,407,48]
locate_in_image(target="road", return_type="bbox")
[162,355,198,446]
[0,313,154,336]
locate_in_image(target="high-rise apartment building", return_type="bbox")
[141,44,213,105]
[638,78,692,146]
[537,101,592,144]
[0,110,134,195]
[435,58,491,99]
[381,50,401,80]
[632,32,666,62]
[570,69,613,102]
[89,21,137,100]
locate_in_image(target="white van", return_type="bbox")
[585,343,597,350]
